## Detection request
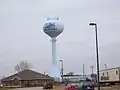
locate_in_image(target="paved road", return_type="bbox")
[7,85,64,90]
[8,87,43,90]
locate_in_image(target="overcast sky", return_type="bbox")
[0,0,120,77]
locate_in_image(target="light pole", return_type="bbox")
[59,60,64,82]
[89,23,100,90]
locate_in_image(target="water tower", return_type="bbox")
[43,17,64,78]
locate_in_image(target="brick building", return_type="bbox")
[1,69,53,87]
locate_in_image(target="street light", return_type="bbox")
[89,23,100,90]
[59,60,64,82]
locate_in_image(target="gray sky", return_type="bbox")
[0,0,120,77]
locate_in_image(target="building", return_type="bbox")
[1,69,53,87]
[100,67,120,84]
[63,75,91,82]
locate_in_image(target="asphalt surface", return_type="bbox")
[7,85,65,90]
[8,87,43,90]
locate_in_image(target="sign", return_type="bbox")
[101,76,109,80]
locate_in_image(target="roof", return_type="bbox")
[100,67,120,72]
[1,69,52,81]
[63,75,90,77]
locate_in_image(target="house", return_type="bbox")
[100,67,120,84]
[1,69,53,87]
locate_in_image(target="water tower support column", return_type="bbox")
[51,37,57,77]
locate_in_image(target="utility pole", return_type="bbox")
[90,65,94,74]
[44,72,46,75]
[104,64,107,69]
[83,64,85,79]
[60,60,64,82]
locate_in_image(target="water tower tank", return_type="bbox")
[43,17,64,38]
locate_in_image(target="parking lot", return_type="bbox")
[5,85,120,90]
[7,85,64,90]
[8,87,43,90]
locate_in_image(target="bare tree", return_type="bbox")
[14,64,21,72]
[14,61,32,73]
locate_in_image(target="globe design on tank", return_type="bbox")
[43,17,64,79]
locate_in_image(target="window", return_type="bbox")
[116,70,118,75]
[107,72,108,76]
[103,73,104,76]
[101,76,103,80]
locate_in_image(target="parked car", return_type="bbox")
[65,81,94,90]
[0,84,3,88]
[43,82,53,89]
[65,83,77,90]
[82,81,94,90]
